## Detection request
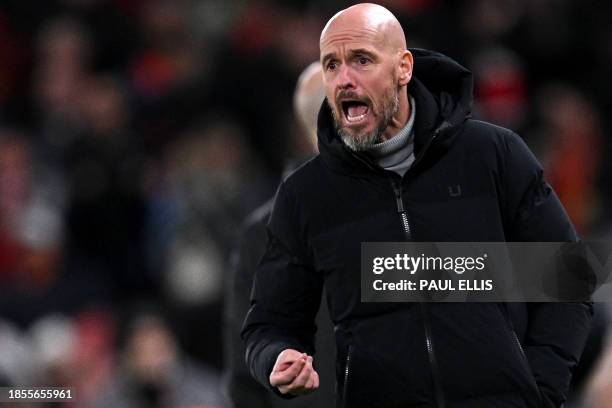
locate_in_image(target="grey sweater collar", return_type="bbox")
[367,96,416,176]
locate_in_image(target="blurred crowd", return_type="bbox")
[0,1,611,407]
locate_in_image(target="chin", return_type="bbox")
[340,128,379,152]
[342,121,373,136]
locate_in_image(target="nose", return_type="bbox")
[336,64,355,90]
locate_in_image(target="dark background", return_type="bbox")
[0,1,611,407]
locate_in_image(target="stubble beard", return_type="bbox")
[333,86,400,152]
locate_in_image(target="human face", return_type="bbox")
[320,27,403,151]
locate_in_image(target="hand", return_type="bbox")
[269,349,320,396]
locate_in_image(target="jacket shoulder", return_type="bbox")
[280,155,326,197]
[458,119,533,163]
[461,119,519,146]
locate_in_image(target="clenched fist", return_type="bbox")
[269,349,320,396]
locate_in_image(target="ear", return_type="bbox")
[397,50,413,86]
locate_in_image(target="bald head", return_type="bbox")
[320,3,406,53]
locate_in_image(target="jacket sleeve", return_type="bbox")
[502,132,593,408]
[241,181,323,395]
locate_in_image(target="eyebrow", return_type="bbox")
[321,48,378,66]
[321,52,336,66]
[350,48,377,58]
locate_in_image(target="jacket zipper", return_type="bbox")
[511,330,542,405]
[511,330,526,360]
[393,182,412,238]
[344,123,450,407]
[421,303,445,408]
[343,345,353,408]
[390,178,445,408]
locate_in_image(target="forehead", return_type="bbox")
[320,26,386,55]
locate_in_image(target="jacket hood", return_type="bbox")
[317,48,473,175]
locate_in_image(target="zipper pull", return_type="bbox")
[391,179,404,213]
[396,194,404,213]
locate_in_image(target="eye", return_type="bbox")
[326,61,337,71]
[358,56,370,65]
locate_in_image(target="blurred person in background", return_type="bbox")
[151,117,269,369]
[0,311,113,408]
[218,1,324,175]
[89,310,225,408]
[224,62,335,407]
[472,47,527,133]
[533,84,604,236]
[62,73,149,301]
[243,4,592,407]
[583,304,612,408]
[28,313,78,408]
[523,88,610,408]
[0,130,67,324]
[33,16,92,155]
[61,308,116,408]
[128,0,218,156]
[0,319,35,393]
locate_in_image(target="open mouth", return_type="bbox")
[341,100,370,123]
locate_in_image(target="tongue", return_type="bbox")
[348,104,368,118]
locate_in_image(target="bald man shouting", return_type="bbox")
[242,4,591,408]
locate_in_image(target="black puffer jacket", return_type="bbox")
[242,49,592,408]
